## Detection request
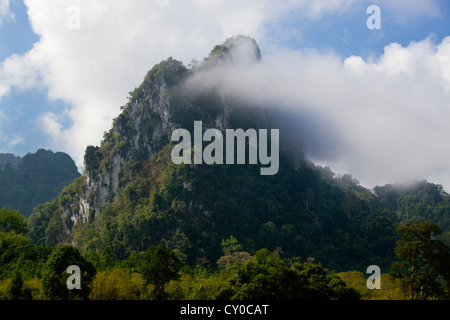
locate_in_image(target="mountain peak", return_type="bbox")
[223,35,261,62]
[201,35,261,69]
[38,36,273,242]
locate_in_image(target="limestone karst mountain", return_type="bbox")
[27,36,449,271]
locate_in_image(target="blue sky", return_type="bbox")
[262,0,450,57]
[0,0,36,61]
[1,0,450,189]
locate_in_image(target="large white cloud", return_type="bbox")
[234,37,450,189]
[325,37,450,187]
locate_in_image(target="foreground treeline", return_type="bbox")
[1,207,449,300]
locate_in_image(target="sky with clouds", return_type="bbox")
[0,0,450,190]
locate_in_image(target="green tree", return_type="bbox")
[7,270,32,300]
[221,235,243,255]
[140,244,183,299]
[83,248,117,272]
[42,245,96,300]
[229,249,360,300]
[217,236,251,271]
[0,208,27,235]
[391,221,450,300]
[90,268,145,300]
[0,231,29,266]
[290,262,361,300]
[230,248,294,300]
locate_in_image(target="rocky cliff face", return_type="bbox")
[70,36,267,228]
